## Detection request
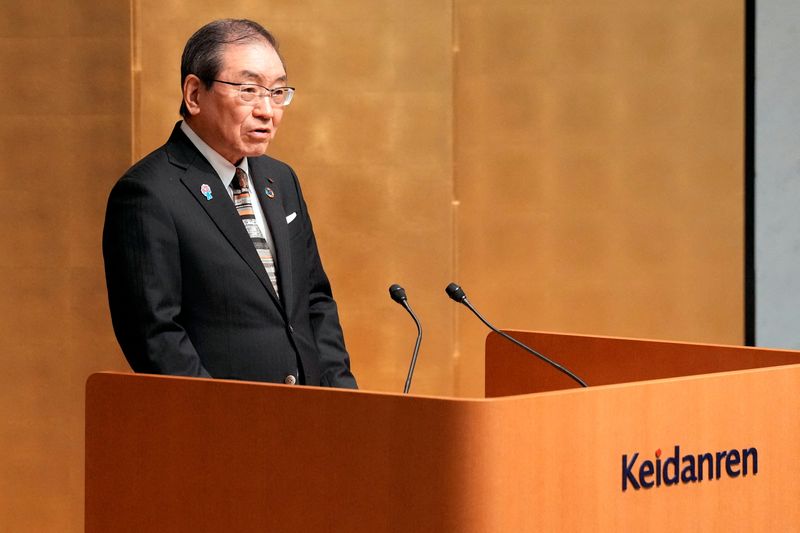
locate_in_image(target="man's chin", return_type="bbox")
[243,141,270,156]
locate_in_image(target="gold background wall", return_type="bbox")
[0,2,132,530]
[453,0,744,393]
[0,0,743,529]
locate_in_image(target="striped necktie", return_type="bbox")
[231,168,279,297]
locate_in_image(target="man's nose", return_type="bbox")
[252,95,273,118]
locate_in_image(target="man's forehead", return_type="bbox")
[237,69,288,84]
[219,42,286,82]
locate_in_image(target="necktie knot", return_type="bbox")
[233,167,248,191]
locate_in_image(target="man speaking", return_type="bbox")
[103,19,357,388]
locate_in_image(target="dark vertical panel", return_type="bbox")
[745,0,755,345]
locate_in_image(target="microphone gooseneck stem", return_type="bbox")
[402,301,423,394]
[462,298,588,388]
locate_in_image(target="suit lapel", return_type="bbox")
[250,160,294,318]
[166,126,282,310]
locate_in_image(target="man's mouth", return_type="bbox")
[249,128,271,139]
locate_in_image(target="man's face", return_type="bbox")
[189,41,286,164]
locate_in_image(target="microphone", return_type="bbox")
[389,284,423,394]
[445,282,588,388]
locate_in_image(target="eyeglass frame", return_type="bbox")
[205,79,296,107]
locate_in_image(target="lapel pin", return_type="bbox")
[200,183,213,201]
[267,177,275,183]
[264,187,275,199]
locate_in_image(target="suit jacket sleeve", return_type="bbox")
[290,168,358,389]
[103,175,211,377]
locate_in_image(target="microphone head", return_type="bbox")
[389,284,407,303]
[445,282,467,302]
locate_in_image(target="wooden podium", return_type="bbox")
[85,332,800,531]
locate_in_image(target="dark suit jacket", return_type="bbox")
[103,123,357,388]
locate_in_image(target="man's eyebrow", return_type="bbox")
[238,70,262,81]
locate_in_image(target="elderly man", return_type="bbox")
[103,19,356,388]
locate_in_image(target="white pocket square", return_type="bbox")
[286,212,297,224]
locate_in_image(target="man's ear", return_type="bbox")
[183,75,203,116]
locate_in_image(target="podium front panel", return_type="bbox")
[87,359,800,531]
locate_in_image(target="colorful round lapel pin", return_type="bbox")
[200,183,213,201]
[264,187,275,199]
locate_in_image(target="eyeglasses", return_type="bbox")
[208,79,295,107]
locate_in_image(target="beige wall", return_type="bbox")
[0,0,743,530]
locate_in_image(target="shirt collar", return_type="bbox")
[180,121,250,187]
